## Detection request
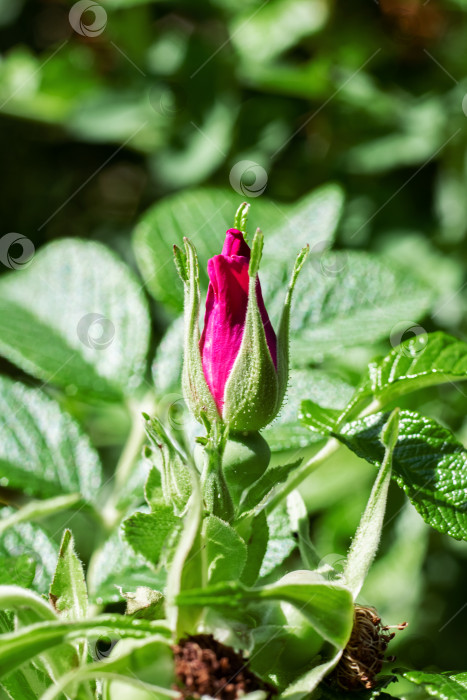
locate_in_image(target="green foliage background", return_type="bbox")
[1,0,467,694]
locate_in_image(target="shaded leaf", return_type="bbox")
[283,252,434,363]
[144,416,193,514]
[0,239,150,400]
[0,514,58,594]
[264,369,354,452]
[87,526,166,606]
[133,188,279,312]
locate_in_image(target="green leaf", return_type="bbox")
[45,637,176,700]
[300,400,341,436]
[63,641,175,700]
[122,507,180,568]
[287,491,320,570]
[342,409,399,598]
[0,376,102,501]
[152,317,184,395]
[0,494,82,538]
[0,585,57,622]
[263,369,354,452]
[176,572,354,648]
[260,503,297,577]
[132,188,279,312]
[87,526,166,606]
[337,410,467,540]
[282,649,342,700]
[204,515,247,585]
[150,99,236,189]
[133,184,343,314]
[0,663,52,700]
[0,612,171,677]
[0,239,150,400]
[263,184,344,270]
[0,554,36,589]
[48,529,90,679]
[49,530,88,621]
[239,511,269,587]
[231,0,329,64]
[144,466,164,509]
[403,670,467,699]
[283,251,433,363]
[370,331,467,404]
[0,516,58,594]
[239,459,302,515]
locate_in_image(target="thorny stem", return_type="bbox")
[265,398,382,514]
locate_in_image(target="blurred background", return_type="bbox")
[1,0,467,690]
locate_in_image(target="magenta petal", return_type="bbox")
[200,254,250,411]
[222,229,251,258]
[200,229,277,414]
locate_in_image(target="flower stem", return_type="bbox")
[265,437,340,514]
[265,398,382,513]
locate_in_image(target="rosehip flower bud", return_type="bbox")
[200,229,277,426]
[174,220,308,432]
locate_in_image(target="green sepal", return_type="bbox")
[175,238,219,425]
[233,202,250,237]
[276,245,309,412]
[223,232,279,431]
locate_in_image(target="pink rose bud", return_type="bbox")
[174,212,308,433]
[199,229,277,415]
